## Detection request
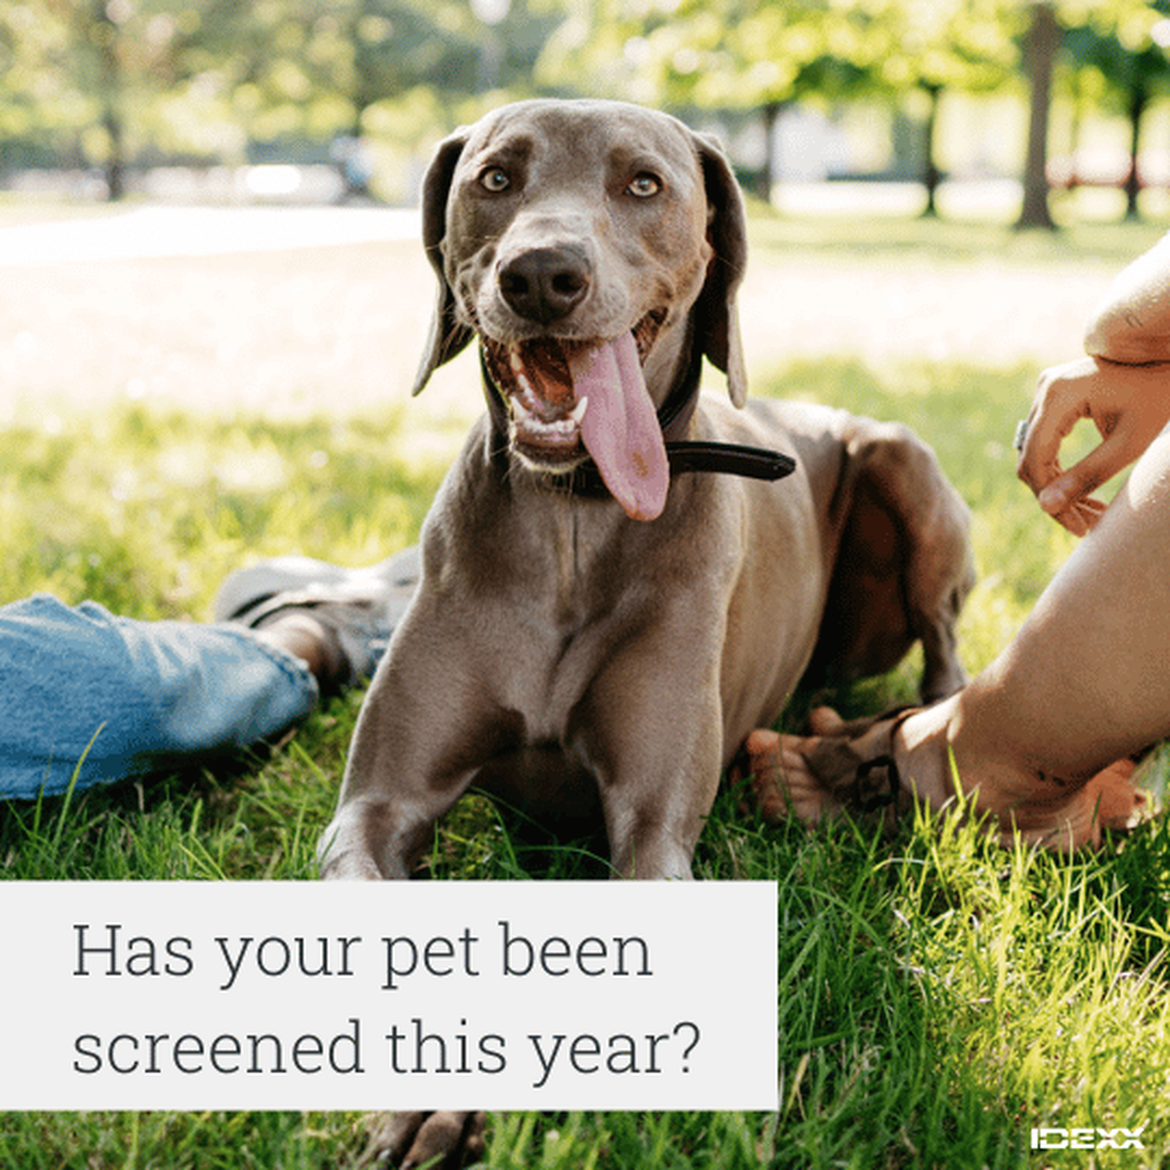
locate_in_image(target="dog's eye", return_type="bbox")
[480,167,511,193]
[627,173,661,198]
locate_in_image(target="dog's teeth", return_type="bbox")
[508,345,525,375]
[508,384,585,443]
[510,394,536,422]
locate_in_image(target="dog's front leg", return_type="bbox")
[353,1109,484,1169]
[319,632,517,881]
[579,638,725,880]
[321,636,502,1166]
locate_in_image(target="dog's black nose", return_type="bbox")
[498,246,590,324]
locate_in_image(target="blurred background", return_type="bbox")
[4,19,1170,1161]
[4,0,1170,228]
[4,0,1169,638]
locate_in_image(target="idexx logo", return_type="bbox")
[1030,1125,1146,1151]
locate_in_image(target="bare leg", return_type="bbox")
[750,425,1170,849]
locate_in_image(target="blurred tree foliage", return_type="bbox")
[0,0,556,195]
[543,0,1021,208]
[547,0,1170,227]
[1064,0,1170,219]
[2,0,1170,219]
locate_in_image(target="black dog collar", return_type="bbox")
[480,348,796,497]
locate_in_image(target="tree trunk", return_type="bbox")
[1016,1,1061,230]
[920,84,942,218]
[1125,84,1148,221]
[103,107,126,201]
[95,2,127,202]
[760,100,785,206]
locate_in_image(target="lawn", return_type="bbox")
[1,212,1168,1168]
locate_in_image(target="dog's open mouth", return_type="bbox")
[483,310,670,521]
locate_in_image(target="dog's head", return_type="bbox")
[412,98,747,520]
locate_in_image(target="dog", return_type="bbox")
[320,98,974,1166]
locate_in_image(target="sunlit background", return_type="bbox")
[4,0,1170,225]
[4,13,1170,1166]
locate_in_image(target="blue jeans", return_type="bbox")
[0,595,319,798]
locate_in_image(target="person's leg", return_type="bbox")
[0,548,419,799]
[0,597,320,798]
[747,425,1170,849]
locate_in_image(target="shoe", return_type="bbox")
[214,547,420,686]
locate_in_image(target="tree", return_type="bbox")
[0,0,562,198]
[186,1,483,151]
[541,1,903,198]
[1,0,250,196]
[1016,1,1062,228]
[1013,0,1169,228]
[1064,3,1170,219]
[539,0,1017,211]
[0,3,74,174]
[0,0,166,198]
[541,0,1170,228]
[164,0,560,155]
[868,0,1017,216]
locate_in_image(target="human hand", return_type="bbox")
[1016,355,1170,535]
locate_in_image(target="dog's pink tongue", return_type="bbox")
[569,333,669,521]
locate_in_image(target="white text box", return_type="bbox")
[0,881,777,1111]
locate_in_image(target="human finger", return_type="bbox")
[1016,358,1099,496]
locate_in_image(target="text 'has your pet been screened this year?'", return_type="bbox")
[0,879,777,1110]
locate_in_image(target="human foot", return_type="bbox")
[741,706,918,826]
[741,702,1152,850]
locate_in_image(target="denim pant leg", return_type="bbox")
[0,595,319,798]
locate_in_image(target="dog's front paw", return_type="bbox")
[354,1111,486,1169]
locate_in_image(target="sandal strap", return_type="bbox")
[801,705,918,816]
[853,754,899,813]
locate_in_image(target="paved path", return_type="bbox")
[0,205,420,266]
[0,204,1128,421]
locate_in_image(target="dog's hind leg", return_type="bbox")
[811,419,975,704]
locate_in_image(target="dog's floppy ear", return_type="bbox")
[693,133,748,408]
[411,128,476,396]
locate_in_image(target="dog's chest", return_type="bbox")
[488,504,667,735]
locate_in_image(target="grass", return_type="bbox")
[2,211,1170,1166]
